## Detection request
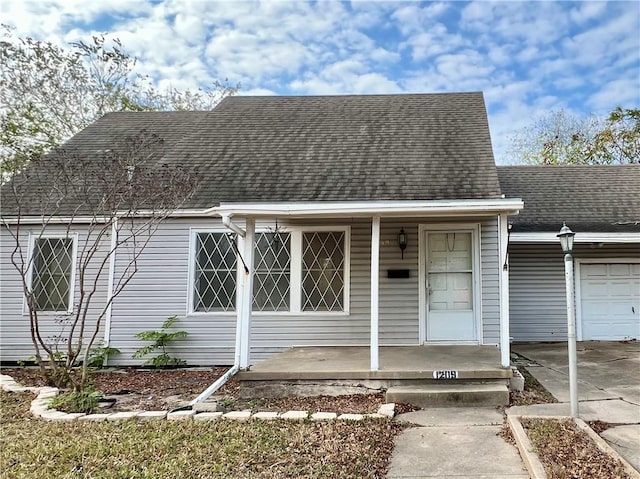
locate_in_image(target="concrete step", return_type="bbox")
[386,382,509,408]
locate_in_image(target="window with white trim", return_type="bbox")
[190,227,349,314]
[30,237,75,312]
[254,232,291,311]
[301,231,345,311]
[193,232,237,312]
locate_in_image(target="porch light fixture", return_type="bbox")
[557,222,575,254]
[557,222,578,417]
[398,228,408,259]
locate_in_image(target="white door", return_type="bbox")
[580,263,640,340]
[426,231,476,341]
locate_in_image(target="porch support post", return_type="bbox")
[370,216,380,371]
[234,235,245,366]
[240,218,255,370]
[499,213,511,368]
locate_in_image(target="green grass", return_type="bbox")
[0,391,403,478]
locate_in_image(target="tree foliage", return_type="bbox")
[0,24,238,174]
[509,107,639,165]
[1,131,198,391]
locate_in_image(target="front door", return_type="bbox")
[425,230,477,341]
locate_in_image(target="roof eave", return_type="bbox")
[209,198,524,219]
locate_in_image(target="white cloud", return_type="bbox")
[3,0,638,164]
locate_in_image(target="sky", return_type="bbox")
[3,0,639,164]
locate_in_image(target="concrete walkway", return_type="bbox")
[512,342,640,472]
[389,408,530,478]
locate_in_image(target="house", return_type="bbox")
[1,92,638,379]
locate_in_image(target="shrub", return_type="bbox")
[132,315,188,367]
[50,385,103,414]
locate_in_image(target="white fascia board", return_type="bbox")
[211,199,524,218]
[510,232,640,244]
[1,216,109,225]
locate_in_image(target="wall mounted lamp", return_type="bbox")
[398,228,408,259]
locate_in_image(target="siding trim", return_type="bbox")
[575,258,640,341]
[418,222,482,344]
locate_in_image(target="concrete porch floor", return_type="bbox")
[240,345,511,381]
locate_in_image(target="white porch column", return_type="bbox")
[240,218,255,370]
[370,216,380,371]
[234,235,246,366]
[499,213,511,368]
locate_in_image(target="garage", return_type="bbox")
[578,262,640,341]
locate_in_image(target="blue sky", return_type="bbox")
[4,0,639,163]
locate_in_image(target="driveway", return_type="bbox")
[511,341,640,471]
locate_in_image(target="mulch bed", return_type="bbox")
[521,418,630,479]
[2,367,419,414]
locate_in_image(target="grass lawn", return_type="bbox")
[1,391,404,479]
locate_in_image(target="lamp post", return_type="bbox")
[558,222,578,417]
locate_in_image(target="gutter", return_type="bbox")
[188,214,246,406]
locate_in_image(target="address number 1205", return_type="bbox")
[432,370,459,379]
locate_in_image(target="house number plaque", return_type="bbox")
[432,370,458,379]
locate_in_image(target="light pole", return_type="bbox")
[558,222,578,417]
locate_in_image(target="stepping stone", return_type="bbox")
[311,412,337,421]
[167,410,195,420]
[107,411,140,421]
[223,411,251,421]
[252,412,279,420]
[194,412,224,421]
[281,410,308,421]
[377,403,395,417]
[138,411,167,420]
[338,414,364,421]
[78,414,111,422]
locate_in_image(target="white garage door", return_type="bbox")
[580,263,640,340]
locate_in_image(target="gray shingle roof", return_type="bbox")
[1,112,210,216]
[2,93,502,216]
[165,92,502,206]
[498,165,640,233]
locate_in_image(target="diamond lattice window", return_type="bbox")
[193,233,237,312]
[301,231,345,312]
[31,237,73,312]
[253,232,291,311]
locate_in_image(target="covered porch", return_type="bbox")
[238,345,512,401]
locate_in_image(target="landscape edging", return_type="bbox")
[0,373,396,422]
[508,414,640,479]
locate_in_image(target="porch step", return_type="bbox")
[386,382,509,408]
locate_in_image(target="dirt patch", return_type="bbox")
[509,366,558,406]
[3,367,417,414]
[522,417,630,479]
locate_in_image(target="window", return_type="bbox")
[190,227,349,314]
[254,232,291,311]
[30,237,75,312]
[301,231,345,311]
[193,232,237,312]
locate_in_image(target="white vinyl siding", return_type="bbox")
[2,215,503,365]
[509,243,640,342]
[0,226,109,362]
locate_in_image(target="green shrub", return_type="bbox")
[86,344,121,368]
[132,315,188,367]
[50,385,103,414]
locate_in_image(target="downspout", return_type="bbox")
[189,214,246,406]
